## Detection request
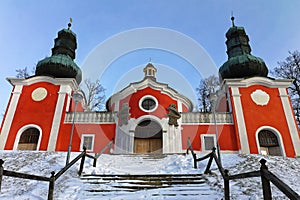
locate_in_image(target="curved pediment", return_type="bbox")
[107,78,193,111]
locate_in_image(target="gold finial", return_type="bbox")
[68,17,72,30]
[231,12,235,27]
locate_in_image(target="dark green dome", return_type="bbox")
[36,54,82,83]
[35,25,82,84]
[219,54,268,79]
[219,18,268,80]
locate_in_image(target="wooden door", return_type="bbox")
[134,139,149,154]
[149,139,162,153]
[134,138,162,154]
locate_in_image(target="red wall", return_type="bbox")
[181,124,238,151]
[56,123,116,152]
[235,85,296,157]
[5,82,60,150]
[119,87,188,119]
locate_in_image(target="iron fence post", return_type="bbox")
[0,159,4,192]
[78,147,86,176]
[260,159,272,200]
[48,171,55,200]
[193,154,197,169]
[224,169,230,200]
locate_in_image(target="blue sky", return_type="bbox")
[1,1,300,115]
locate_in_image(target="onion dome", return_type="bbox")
[35,21,82,84]
[219,17,268,80]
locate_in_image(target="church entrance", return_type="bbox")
[258,130,282,156]
[134,119,162,154]
[17,128,40,150]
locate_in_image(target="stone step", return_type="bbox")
[80,173,217,198]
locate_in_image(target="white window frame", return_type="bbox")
[80,134,95,151]
[201,134,217,152]
[139,95,158,112]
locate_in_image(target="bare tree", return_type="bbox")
[15,67,36,78]
[196,75,220,112]
[271,50,300,125]
[82,78,106,111]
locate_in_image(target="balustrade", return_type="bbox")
[181,112,233,124]
[64,112,116,123]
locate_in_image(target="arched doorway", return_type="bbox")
[17,128,40,150]
[258,130,282,156]
[134,119,162,154]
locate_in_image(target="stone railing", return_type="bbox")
[181,112,233,124]
[64,111,232,124]
[64,112,116,123]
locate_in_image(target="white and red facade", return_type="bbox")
[0,65,299,157]
[1,22,300,158]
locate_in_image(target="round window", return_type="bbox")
[139,95,158,112]
[142,98,156,110]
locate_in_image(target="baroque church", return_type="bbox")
[0,19,300,158]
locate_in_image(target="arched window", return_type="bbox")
[17,128,40,150]
[258,130,282,156]
[134,119,162,154]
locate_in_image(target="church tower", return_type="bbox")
[219,17,300,157]
[0,22,81,151]
[35,22,82,84]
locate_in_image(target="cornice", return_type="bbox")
[6,76,79,90]
[222,77,293,88]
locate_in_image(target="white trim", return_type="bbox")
[13,124,42,151]
[177,100,183,112]
[65,94,71,112]
[80,134,95,151]
[138,95,158,112]
[7,76,79,90]
[201,134,217,152]
[223,77,293,88]
[226,90,233,112]
[255,126,286,157]
[47,85,69,151]
[130,115,165,132]
[231,87,250,154]
[0,85,23,149]
[278,88,300,156]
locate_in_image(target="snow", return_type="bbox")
[0,151,299,200]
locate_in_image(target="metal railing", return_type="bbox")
[186,139,300,200]
[86,139,114,167]
[0,147,92,200]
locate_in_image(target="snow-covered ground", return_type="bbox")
[0,151,299,199]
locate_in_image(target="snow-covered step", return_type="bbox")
[79,173,219,198]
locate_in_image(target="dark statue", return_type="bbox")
[167,104,181,127]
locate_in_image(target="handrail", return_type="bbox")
[3,170,50,182]
[0,147,95,200]
[186,137,198,168]
[192,147,300,200]
[55,150,86,180]
[91,139,114,167]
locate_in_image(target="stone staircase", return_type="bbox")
[78,154,222,199]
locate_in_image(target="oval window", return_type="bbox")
[139,95,158,112]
